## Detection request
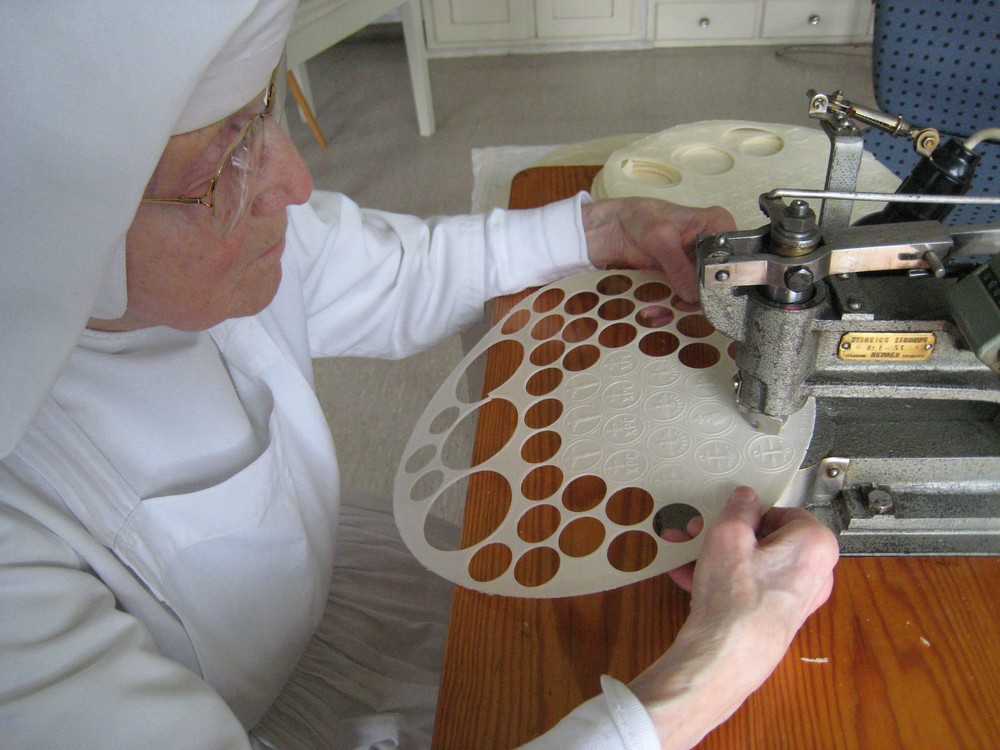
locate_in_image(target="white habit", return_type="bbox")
[0,191,660,749]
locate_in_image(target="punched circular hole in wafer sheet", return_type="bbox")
[501,308,531,335]
[468,543,512,583]
[530,339,565,367]
[409,470,443,502]
[618,158,682,186]
[634,281,670,302]
[531,314,564,340]
[639,331,680,357]
[428,406,459,435]
[533,287,565,313]
[598,298,635,321]
[562,317,598,343]
[517,504,562,544]
[525,367,563,397]
[564,290,599,315]
[559,517,606,558]
[676,314,715,338]
[596,273,633,296]
[442,400,517,469]
[514,546,561,587]
[425,471,512,552]
[562,474,608,513]
[521,464,563,502]
[405,444,437,475]
[636,305,674,328]
[393,270,815,597]
[674,145,735,176]
[524,398,563,430]
[607,530,659,573]
[598,323,637,348]
[721,127,785,156]
[654,502,705,542]
[606,486,655,526]
[521,430,562,464]
[563,344,601,372]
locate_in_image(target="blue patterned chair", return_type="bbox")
[864,0,999,224]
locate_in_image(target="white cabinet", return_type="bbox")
[422,0,873,53]
[652,0,873,47]
[424,0,641,48]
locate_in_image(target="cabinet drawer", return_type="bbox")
[426,0,535,44]
[761,0,871,39]
[536,0,635,39]
[656,2,759,42]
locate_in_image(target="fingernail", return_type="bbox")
[731,486,758,502]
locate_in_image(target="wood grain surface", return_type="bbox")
[431,165,1000,749]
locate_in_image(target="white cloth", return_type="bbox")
[1,190,658,749]
[252,489,457,750]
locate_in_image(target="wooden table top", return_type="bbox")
[431,165,1000,750]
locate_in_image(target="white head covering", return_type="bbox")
[0,0,297,457]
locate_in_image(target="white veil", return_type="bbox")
[0,0,297,456]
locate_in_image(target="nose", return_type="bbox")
[251,118,314,216]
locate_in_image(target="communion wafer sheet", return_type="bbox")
[394,270,815,597]
[591,121,900,229]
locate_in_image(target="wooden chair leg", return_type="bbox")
[286,70,328,149]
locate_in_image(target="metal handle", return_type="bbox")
[808,14,821,25]
[807,89,942,157]
[765,188,1000,206]
[699,17,711,28]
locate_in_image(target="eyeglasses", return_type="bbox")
[141,54,287,237]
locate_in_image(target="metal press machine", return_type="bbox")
[696,90,1000,554]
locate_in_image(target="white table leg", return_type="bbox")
[400,0,435,137]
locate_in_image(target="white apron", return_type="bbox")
[12,315,340,728]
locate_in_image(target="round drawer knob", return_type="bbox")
[808,14,821,25]
[699,17,711,28]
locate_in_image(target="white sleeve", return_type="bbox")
[285,190,595,360]
[0,489,253,750]
[518,676,661,750]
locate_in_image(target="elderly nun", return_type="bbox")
[0,2,838,749]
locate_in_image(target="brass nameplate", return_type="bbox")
[838,332,936,361]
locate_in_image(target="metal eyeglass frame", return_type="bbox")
[140,53,286,237]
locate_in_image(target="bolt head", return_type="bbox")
[784,266,815,292]
[779,205,817,235]
[867,489,894,514]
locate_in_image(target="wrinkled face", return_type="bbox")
[88,95,313,332]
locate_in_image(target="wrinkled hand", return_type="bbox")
[628,486,839,750]
[581,197,735,303]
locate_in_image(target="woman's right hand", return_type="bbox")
[628,486,840,750]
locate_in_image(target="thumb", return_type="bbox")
[716,486,763,534]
